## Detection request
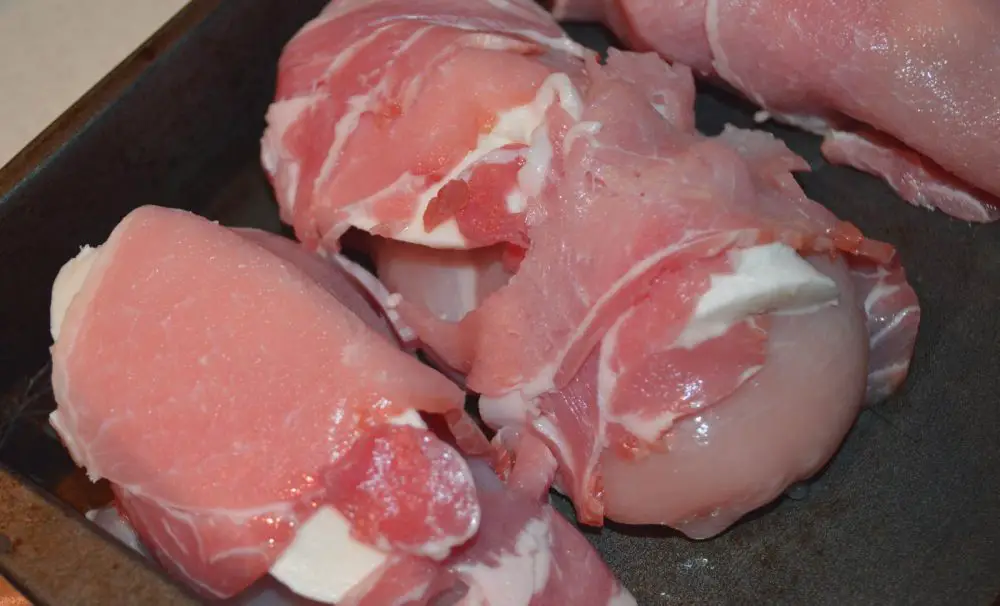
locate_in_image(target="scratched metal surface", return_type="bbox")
[0,4,998,605]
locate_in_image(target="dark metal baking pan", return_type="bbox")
[1,1,998,604]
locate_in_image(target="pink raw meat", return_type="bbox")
[48,206,478,599]
[551,0,1000,222]
[406,50,893,403]
[349,439,636,605]
[85,438,636,605]
[600,255,868,535]
[234,227,399,343]
[371,238,511,325]
[716,125,922,402]
[432,456,636,605]
[261,0,594,251]
[364,49,918,535]
[821,129,999,223]
[386,235,897,540]
[848,260,922,404]
[264,0,919,538]
[480,256,872,533]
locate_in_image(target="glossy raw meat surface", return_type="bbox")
[273,0,918,541]
[0,4,998,604]
[555,24,1000,604]
[262,0,591,250]
[553,0,1000,223]
[48,206,477,599]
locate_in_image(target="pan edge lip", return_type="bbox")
[0,0,224,208]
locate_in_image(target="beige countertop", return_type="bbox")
[0,0,190,169]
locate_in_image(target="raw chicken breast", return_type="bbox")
[410,52,897,408]
[432,457,636,606]
[263,0,920,540]
[262,0,593,251]
[49,206,479,599]
[325,233,512,385]
[460,79,918,533]
[334,453,637,605]
[371,238,511,324]
[387,52,914,535]
[601,255,868,536]
[84,438,637,605]
[551,0,1000,222]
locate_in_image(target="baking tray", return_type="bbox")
[1,1,998,604]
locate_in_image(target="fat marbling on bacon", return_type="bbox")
[85,445,637,606]
[550,0,1000,222]
[385,50,919,535]
[262,0,594,251]
[48,206,480,599]
[261,0,920,539]
[51,205,635,605]
[331,438,637,606]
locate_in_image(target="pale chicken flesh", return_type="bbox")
[261,0,921,541]
[550,0,1000,222]
[49,206,480,599]
[50,205,633,603]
